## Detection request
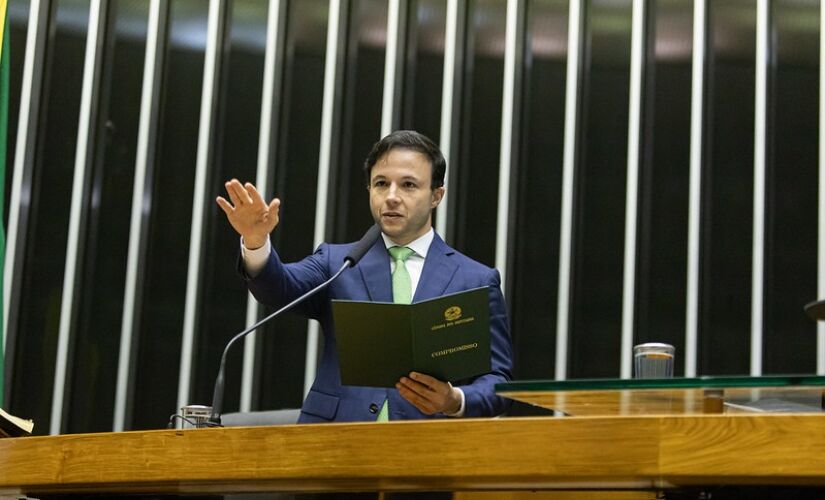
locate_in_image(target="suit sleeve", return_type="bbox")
[460,269,514,417]
[237,243,332,321]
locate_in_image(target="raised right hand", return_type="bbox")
[216,179,280,249]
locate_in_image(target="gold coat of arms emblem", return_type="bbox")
[444,306,462,321]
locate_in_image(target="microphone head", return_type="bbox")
[344,224,381,266]
[805,299,825,321]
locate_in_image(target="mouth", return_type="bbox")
[381,211,403,219]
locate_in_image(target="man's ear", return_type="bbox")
[431,186,445,208]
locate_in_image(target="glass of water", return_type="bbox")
[179,404,212,429]
[633,343,675,379]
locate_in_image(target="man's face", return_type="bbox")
[368,148,445,246]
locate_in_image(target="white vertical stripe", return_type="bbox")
[306,0,342,397]
[4,0,47,354]
[436,0,458,237]
[751,0,768,376]
[178,0,223,411]
[685,0,706,378]
[241,0,283,413]
[495,0,519,292]
[555,0,581,381]
[51,0,106,435]
[620,0,645,379]
[380,0,401,137]
[114,0,163,431]
[241,297,259,411]
[819,0,825,374]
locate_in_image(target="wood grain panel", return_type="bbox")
[659,414,825,485]
[0,417,659,495]
[1,415,824,495]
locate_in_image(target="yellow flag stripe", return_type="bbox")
[0,0,7,60]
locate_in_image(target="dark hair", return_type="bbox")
[363,130,446,189]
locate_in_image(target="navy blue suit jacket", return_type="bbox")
[244,233,513,423]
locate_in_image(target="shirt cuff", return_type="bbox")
[443,384,465,418]
[241,237,271,278]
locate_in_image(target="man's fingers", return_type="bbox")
[268,198,281,223]
[224,181,242,207]
[409,400,434,414]
[398,376,435,399]
[408,372,443,390]
[216,196,234,216]
[219,179,278,243]
[407,373,450,401]
[397,378,427,399]
[398,377,444,414]
[397,373,460,415]
[396,383,436,414]
[245,182,268,207]
[229,180,253,206]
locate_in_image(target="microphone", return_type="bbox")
[207,224,381,425]
[805,299,825,321]
[345,223,381,265]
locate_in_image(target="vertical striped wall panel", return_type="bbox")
[2,0,822,433]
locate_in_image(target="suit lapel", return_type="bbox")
[358,238,393,302]
[413,233,458,302]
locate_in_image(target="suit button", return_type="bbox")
[369,403,379,414]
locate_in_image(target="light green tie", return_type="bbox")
[388,246,415,305]
[377,246,415,421]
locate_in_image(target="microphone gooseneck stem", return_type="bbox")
[208,260,351,425]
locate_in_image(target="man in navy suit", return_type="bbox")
[216,130,513,423]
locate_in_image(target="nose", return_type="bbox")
[386,183,401,203]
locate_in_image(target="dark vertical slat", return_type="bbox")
[763,0,818,374]
[568,0,632,379]
[633,0,693,375]
[509,0,568,380]
[3,0,45,405]
[450,0,506,268]
[698,0,756,375]
[400,0,445,142]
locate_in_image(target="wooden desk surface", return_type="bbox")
[1,414,824,495]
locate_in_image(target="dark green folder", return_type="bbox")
[333,287,491,387]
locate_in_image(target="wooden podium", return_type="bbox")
[1,414,825,496]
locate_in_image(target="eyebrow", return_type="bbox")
[371,175,423,182]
